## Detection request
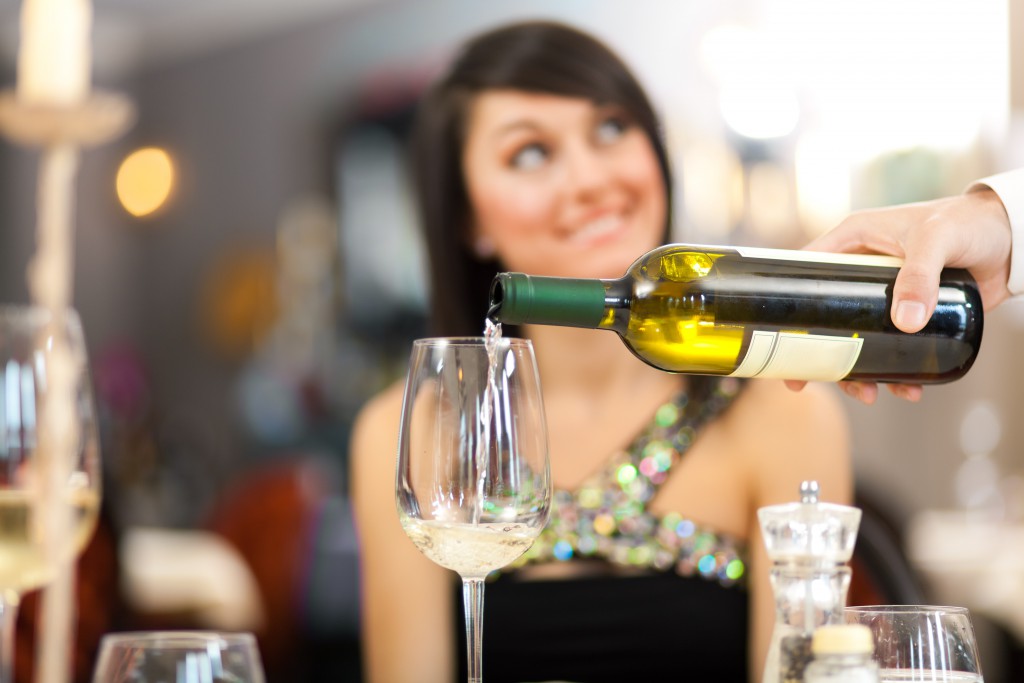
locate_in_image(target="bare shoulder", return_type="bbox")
[723,380,852,505]
[350,380,406,505]
[348,381,457,680]
[352,380,406,446]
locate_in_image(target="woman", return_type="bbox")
[351,21,851,683]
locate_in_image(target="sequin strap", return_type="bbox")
[504,377,747,587]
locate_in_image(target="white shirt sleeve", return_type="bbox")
[969,168,1024,296]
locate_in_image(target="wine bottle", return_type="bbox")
[488,243,983,383]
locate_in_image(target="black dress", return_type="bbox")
[456,379,750,683]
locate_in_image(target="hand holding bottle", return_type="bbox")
[807,187,1012,330]
[491,243,982,385]
[786,184,1013,404]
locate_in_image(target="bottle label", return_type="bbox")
[734,245,904,268]
[730,330,863,381]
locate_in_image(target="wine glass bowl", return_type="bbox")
[396,336,551,681]
[845,605,984,682]
[91,631,266,683]
[0,305,102,681]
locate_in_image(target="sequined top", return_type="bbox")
[502,376,747,586]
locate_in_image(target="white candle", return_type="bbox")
[16,0,93,106]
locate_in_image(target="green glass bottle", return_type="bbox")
[488,243,983,383]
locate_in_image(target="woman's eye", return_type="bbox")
[595,116,628,144]
[510,143,548,171]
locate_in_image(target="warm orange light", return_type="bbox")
[116,147,175,217]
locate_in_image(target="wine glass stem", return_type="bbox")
[462,578,485,683]
[0,592,20,683]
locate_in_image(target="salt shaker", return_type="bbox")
[805,624,879,683]
[759,481,862,683]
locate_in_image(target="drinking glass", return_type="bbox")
[0,306,102,682]
[845,605,984,682]
[92,631,266,683]
[397,337,551,683]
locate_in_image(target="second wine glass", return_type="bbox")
[845,605,984,682]
[92,631,266,683]
[396,337,551,683]
[0,306,102,683]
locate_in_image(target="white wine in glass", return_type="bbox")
[0,305,102,682]
[396,336,551,683]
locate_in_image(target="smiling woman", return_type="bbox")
[461,91,667,280]
[350,19,852,683]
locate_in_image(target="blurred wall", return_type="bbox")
[0,0,1019,528]
[1013,0,1024,111]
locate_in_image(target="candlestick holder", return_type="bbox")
[0,84,134,683]
[0,88,134,148]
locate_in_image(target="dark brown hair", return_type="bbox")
[410,20,673,337]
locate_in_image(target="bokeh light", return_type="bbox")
[116,147,175,217]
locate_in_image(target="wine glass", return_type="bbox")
[845,605,984,682]
[0,305,101,682]
[397,336,551,683]
[92,631,266,683]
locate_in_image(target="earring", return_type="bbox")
[473,235,497,260]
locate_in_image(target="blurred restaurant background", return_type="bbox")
[1,0,1024,680]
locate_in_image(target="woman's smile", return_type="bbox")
[462,89,666,278]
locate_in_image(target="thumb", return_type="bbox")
[890,255,943,334]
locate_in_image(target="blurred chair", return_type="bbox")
[848,487,927,607]
[204,456,361,682]
[119,526,264,631]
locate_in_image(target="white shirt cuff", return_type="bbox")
[968,168,1024,296]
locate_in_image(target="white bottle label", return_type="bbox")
[730,330,864,381]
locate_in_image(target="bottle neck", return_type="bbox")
[489,273,620,329]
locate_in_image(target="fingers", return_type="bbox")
[889,219,952,333]
[788,378,921,404]
[890,271,935,333]
[839,381,878,405]
[886,383,923,402]
[837,380,922,404]
[783,379,807,392]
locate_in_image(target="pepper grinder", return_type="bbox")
[759,481,862,683]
